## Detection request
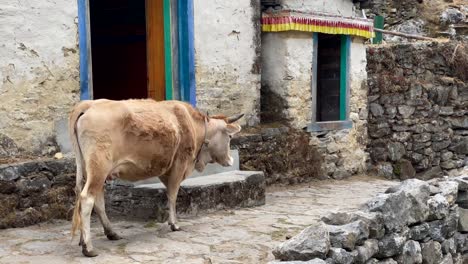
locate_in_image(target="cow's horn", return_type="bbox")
[227,113,244,123]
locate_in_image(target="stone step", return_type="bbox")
[105,170,266,222]
[134,150,240,185]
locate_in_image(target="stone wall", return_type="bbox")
[233,125,369,183]
[363,0,467,40]
[0,0,80,157]
[271,176,468,263]
[193,0,261,126]
[366,42,468,180]
[0,158,75,228]
[232,127,324,185]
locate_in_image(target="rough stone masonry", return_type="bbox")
[271,176,468,264]
[366,41,468,180]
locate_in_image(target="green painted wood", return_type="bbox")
[339,35,349,121]
[373,16,384,44]
[163,0,173,100]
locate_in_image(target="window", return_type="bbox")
[307,33,352,132]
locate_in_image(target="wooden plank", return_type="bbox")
[339,35,349,121]
[171,0,180,100]
[374,28,441,41]
[187,0,196,106]
[78,0,92,100]
[177,0,196,106]
[311,33,318,122]
[372,15,384,44]
[163,0,173,100]
[146,0,165,101]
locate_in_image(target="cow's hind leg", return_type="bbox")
[79,186,98,257]
[80,159,108,257]
[94,189,121,241]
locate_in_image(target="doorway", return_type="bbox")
[88,0,165,101]
[78,0,196,104]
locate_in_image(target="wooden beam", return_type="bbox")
[146,0,166,101]
[78,0,92,100]
[374,28,440,41]
[163,0,173,100]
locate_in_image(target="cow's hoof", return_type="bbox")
[106,232,122,241]
[82,245,99,257]
[170,224,181,232]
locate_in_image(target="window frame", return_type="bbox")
[307,33,352,132]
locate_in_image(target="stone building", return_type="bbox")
[0,0,376,179]
[260,0,375,178]
[0,0,261,157]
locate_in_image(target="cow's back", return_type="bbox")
[77,99,193,180]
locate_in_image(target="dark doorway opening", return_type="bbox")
[89,0,148,100]
[316,33,341,121]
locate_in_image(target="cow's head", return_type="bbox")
[194,114,243,172]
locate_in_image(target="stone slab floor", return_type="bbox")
[0,176,397,264]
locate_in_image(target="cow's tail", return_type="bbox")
[69,100,93,239]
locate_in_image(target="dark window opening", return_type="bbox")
[316,33,342,122]
[89,0,148,100]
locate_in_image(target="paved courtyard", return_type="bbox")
[0,176,397,264]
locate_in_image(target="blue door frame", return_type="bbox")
[77,0,196,106]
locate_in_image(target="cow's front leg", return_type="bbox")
[161,175,183,231]
[167,181,182,231]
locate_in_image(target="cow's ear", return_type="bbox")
[225,124,241,135]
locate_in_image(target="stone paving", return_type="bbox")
[0,176,397,264]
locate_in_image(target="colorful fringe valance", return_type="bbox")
[262,10,375,39]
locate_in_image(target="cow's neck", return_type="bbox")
[194,117,208,163]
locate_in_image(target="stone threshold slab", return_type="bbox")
[105,171,266,222]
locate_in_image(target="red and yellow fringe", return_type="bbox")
[262,10,375,39]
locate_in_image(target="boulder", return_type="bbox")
[427,194,450,220]
[326,220,369,250]
[376,230,408,258]
[416,166,443,181]
[367,179,430,231]
[454,232,468,253]
[387,142,406,162]
[428,207,459,242]
[441,237,456,255]
[395,240,422,264]
[327,247,356,264]
[458,208,468,232]
[355,239,379,263]
[409,223,430,242]
[421,241,443,264]
[439,254,454,264]
[321,212,384,239]
[440,8,466,25]
[395,159,416,180]
[273,223,330,261]
[436,181,459,205]
[268,259,327,264]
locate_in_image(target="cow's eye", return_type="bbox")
[229,135,232,139]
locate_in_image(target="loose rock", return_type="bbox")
[273,223,330,261]
[421,241,443,264]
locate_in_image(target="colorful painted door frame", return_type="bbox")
[77,0,196,105]
[307,33,351,132]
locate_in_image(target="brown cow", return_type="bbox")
[69,99,243,257]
